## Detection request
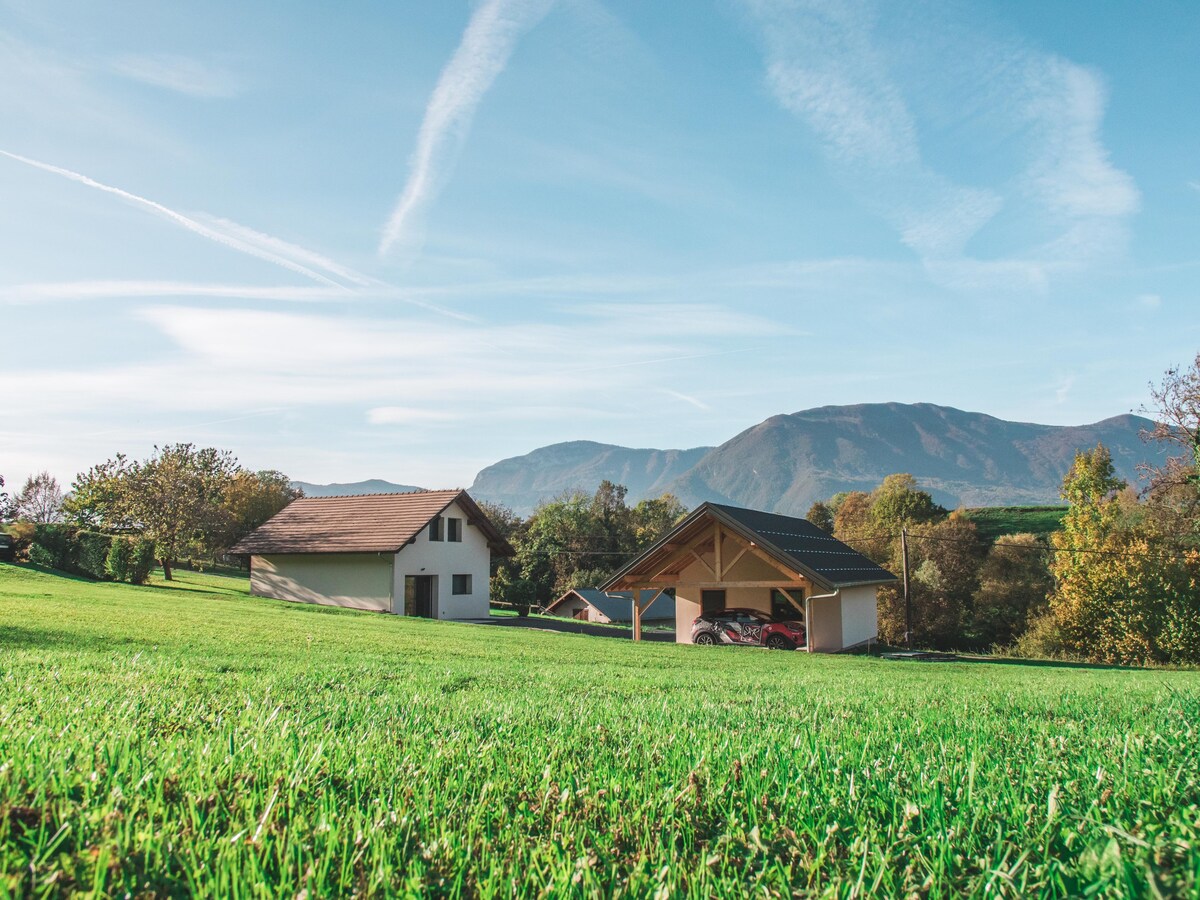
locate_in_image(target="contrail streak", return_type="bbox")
[0,150,352,289]
[379,0,554,256]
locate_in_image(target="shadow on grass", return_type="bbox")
[955,654,1146,673]
[0,624,96,652]
[2,562,100,583]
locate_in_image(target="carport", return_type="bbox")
[601,502,896,650]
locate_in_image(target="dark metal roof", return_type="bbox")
[706,504,896,589]
[602,501,896,592]
[546,588,675,623]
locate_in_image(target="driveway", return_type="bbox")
[468,616,676,642]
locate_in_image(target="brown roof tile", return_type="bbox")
[230,489,513,556]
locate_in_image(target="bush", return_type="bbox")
[28,543,55,568]
[130,539,156,585]
[30,525,123,580]
[27,524,154,583]
[106,538,133,581]
[3,521,35,558]
[75,531,112,579]
[31,524,77,570]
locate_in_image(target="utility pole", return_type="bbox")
[901,526,911,649]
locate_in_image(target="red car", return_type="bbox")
[691,608,806,650]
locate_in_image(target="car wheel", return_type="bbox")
[765,634,792,650]
[694,632,718,646]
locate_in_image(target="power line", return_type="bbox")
[837,529,1198,564]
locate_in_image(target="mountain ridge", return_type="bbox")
[469,403,1166,515]
[295,403,1167,517]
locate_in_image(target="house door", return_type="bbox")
[404,575,436,618]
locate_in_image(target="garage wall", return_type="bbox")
[672,550,810,643]
[394,500,491,619]
[251,553,393,611]
[839,585,879,648]
[807,595,843,651]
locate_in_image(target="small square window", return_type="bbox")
[429,516,443,541]
[447,517,462,542]
[452,574,472,595]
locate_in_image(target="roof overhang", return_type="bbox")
[601,502,896,593]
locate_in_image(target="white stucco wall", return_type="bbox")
[838,585,879,648]
[251,553,394,611]
[393,500,491,620]
[806,595,843,651]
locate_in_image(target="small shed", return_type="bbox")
[545,588,675,625]
[602,502,896,649]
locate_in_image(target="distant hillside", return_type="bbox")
[959,506,1069,543]
[469,403,1167,517]
[292,479,424,498]
[469,441,712,514]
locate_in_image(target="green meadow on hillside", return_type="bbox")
[959,506,1070,542]
[1,563,1197,897]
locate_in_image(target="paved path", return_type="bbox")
[466,616,676,642]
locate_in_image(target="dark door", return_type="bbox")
[701,590,726,614]
[404,575,435,618]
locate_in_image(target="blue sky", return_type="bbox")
[2,0,1197,491]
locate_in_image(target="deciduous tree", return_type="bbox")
[1048,444,1200,665]
[127,444,239,580]
[0,475,14,522]
[805,501,834,534]
[218,470,303,551]
[631,493,687,547]
[15,471,65,524]
[971,533,1053,647]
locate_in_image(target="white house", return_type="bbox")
[231,490,513,620]
[602,502,896,650]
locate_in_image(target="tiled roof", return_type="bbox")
[230,489,514,556]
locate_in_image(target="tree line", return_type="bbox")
[2,444,301,581]
[803,355,1200,666]
[479,482,689,615]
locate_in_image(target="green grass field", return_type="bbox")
[960,506,1070,543]
[1,563,1197,897]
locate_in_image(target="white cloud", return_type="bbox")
[1137,293,1161,309]
[1054,374,1075,405]
[1,301,789,423]
[190,215,376,287]
[109,53,240,98]
[0,150,359,288]
[367,406,460,425]
[1020,58,1139,219]
[660,389,710,411]
[0,280,348,304]
[379,0,556,256]
[740,0,1139,287]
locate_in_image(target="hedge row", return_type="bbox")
[30,525,156,584]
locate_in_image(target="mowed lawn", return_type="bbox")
[1,565,1198,898]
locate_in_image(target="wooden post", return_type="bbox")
[713,523,723,581]
[901,526,912,648]
[632,588,642,642]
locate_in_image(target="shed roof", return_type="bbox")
[230,489,514,556]
[546,588,675,623]
[603,502,896,592]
